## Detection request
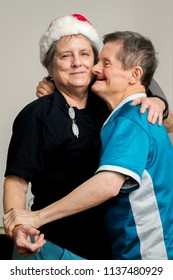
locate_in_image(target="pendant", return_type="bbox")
[69,106,75,119]
[72,122,79,138]
[67,104,79,138]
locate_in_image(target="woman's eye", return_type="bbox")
[82,52,89,56]
[61,54,71,58]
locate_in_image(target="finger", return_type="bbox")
[34,233,44,242]
[24,240,45,254]
[5,210,33,229]
[4,215,21,235]
[4,211,18,226]
[3,217,16,238]
[147,108,156,123]
[140,103,149,114]
[39,79,54,91]
[36,86,51,98]
[21,225,40,236]
[15,231,44,248]
[4,208,27,222]
[36,91,45,98]
[36,88,52,98]
[18,247,40,256]
[17,237,46,255]
[131,98,143,106]
[149,112,158,124]
[158,113,163,126]
[37,233,45,242]
[5,208,14,214]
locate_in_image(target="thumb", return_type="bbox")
[22,225,40,235]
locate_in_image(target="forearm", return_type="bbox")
[38,171,125,227]
[3,175,28,214]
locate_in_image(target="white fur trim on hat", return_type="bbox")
[39,14,100,64]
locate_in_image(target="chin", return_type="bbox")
[91,84,100,94]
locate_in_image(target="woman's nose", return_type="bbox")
[72,55,81,67]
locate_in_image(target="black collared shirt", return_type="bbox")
[5,88,111,259]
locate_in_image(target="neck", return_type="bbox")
[57,87,88,109]
[105,85,145,111]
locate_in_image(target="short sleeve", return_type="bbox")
[5,105,43,181]
[97,115,150,189]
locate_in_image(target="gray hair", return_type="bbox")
[103,31,158,90]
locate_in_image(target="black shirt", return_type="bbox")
[5,88,111,259]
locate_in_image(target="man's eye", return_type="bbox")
[104,61,110,67]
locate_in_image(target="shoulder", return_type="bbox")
[15,91,61,120]
[113,101,149,131]
[16,94,53,117]
[115,101,164,136]
[119,101,140,117]
[13,91,62,130]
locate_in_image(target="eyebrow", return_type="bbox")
[59,48,92,53]
[101,57,111,62]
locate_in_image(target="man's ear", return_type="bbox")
[130,66,143,84]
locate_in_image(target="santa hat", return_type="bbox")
[39,14,100,64]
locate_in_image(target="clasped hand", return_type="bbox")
[3,209,45,256]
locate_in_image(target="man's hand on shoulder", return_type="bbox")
[36,77,55,98]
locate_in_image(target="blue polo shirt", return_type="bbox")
[96,93,173,260]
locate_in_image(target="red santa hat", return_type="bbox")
[39,14,100,64]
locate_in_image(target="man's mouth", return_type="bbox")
[95,77,106,81]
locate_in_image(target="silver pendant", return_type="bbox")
[68,105,79,138]
[69,107,75,119]
[72,122,79,138]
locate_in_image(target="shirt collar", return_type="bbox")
[103,93,147,128]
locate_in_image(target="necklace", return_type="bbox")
[67,104,79,138]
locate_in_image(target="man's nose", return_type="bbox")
[92,62,102,74]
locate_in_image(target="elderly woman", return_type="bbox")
[3,14,166,260]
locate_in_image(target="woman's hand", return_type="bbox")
[131,97,165,126]
[36,77,55,98]
[3,208,40,238]
[12,224,46,256]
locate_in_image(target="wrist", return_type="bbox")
[36,210,44,228]
[12,224,23,240]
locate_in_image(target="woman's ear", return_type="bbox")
[130,66,143,84]
[47,66,53,78]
